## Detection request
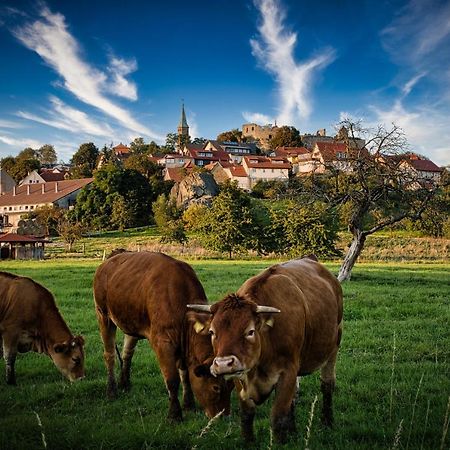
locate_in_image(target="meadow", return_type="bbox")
[0,258,449,449]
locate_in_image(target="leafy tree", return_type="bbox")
[124,154,162,180]
[111,194,135,232]
[71,142,99,177]
[57,214,85,252]
[38,144,57,165]
[72,164,155,231]
[17,147,39,161]
[0,156,16,173]
[129,137,150,154]
[24,205,63,236]
[269,126,302,148]
[198,182,259,258]
[152,194,186,244]
[251,180,287,199]
[9,158,40,182]
[182,203,208,231]
[192,137,208,146]
[217,129,246,143]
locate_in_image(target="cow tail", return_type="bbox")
[115,344,123,369]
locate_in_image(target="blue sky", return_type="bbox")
[0,0,449,165]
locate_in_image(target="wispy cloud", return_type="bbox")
[242,111,274,125]
[12,4,163,141]
[17,96,113,137]
[0,134,43,149]
[107,56,138,101]
[186,110,200,139]
[0,119,24,129]
[250,0,335,126]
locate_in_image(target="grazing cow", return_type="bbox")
[93,251,233,421]
[188,256,343,443]
[0,271,85,385]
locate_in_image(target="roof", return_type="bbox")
[178,103,188,128]
[314,142,348,161]
[40,170,68,182]
[0,233,47,243]
[244,156,291,169]
[407,158,443,172]
[0,178,93,207]
[186,148,231,162]
[228,165,248,177]
[165,168,185,183]
[113,143,131,155]
[275,146,310,157]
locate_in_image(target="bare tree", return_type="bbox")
[57,215,84,252]
[317,119,442,281]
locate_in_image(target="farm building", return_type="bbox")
[0,233,48,260]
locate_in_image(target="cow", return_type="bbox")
[187,256,343,444]
[0,271,85,385]
[93,251,233,421]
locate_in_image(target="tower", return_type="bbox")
[177,102,190,152]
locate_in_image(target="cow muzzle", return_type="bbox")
[211,356,245,378]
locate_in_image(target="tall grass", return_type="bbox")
[0,259,449,449]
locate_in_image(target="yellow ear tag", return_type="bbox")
[265,318,275,328]
[194,321,205,333]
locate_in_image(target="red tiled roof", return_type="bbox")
[244,156,291,169]
[165,168,185,183]
[113,143,131,155]
[40,171,68,182]
[0,233,47,243]
[0,178,93,207]
[275,146,310,157]
[228,165,248,177]
[187,148,231,162]
[407,158,443,172]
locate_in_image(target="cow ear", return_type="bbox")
[194,364,212,378]
[54,343,69,354]
[186,311,211,335]
[74,335,85,346]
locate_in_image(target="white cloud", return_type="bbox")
[250,0,335,126]
[186,110,200,139]
[13,5,163,141]
[107,56,138,101]
[242,111,274,125]
[369,100,450,166]
[0,134,43,149]
[0,119,24,129]
[17,96,114,137]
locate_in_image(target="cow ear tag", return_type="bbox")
[194,321,205,334]
[265,317,275,328]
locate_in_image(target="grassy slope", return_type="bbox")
[0,259,449,449]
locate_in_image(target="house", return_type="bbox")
[398,154,443,183]
[0,233,48,260]
[0,178,92,232]
[208,161,251,191]
[242,156,291,188]
[19,167,70,185]
[113,143,131,161]
[183,146,230,167]
[0,168,16,194]
[160,153,193,168]
[273,147,310,173]
[205,140,259,163]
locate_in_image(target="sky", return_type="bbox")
[0,0,449,166]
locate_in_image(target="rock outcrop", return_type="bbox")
[170,172,219,209]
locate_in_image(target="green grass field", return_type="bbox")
[0,259,449,449]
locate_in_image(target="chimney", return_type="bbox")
[55,181,58,193]
[42,184,45,194]
[27,185,30,195]
[13,186,16,196]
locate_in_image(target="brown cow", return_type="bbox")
[188,256,343,443]
[93,251,232,421]
[0,271,85,385]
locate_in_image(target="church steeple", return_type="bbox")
[177,102,189,152]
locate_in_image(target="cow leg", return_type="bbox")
[240,399,256,442]
[271,369,298,444]
[320,348,338,427]
[179,368,195,411]
[97,314,118,399]
[118,334,138,392]
[2,333,18,385]
[153,340,183,421]
[0,333,3,358]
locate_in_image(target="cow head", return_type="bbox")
[188,356,234,418]
[187,294,280,379]
[50,335,85,382]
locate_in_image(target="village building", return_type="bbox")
[19,167,70,185]
[205,140,259,163]
[0,178,92,232]
[177,103,190,151]
[242,156,291,188]
[0,233,48,260]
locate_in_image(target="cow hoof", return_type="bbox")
[6,378,17,386]
[321,415,333,428]
[106,387,118,399]
[167,409,183,422]
[118,380,131,392]
[182,399,196,411]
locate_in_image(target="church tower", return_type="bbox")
[177,102,190,153]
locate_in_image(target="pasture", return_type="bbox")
[0,258,449,449]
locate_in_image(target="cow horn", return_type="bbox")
[255,306,281,314]
[186,304,212,313]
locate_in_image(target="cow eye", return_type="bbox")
[72,357,81,366]
[247,329,255,338]
[208,329,215,337]
[212,385,220,393]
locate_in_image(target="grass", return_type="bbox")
[0,259,449,449]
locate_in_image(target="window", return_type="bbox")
[25,206,28,209]
[30,206,34,210]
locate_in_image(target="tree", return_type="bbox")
[152,194,187,244]
[192,137,208,146]
[311,119,442,281]
[217,129,245,142]
[8,157,40,182]
[129,137,150,154]
[38,144,57,165]
[111,194,135,232]
[17,147,38,161]
[198,182,260,258]
[57,215,84,252]
[71,142,99,177]
[269,126,302,148]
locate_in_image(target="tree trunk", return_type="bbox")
[337,230,366,282]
